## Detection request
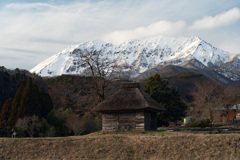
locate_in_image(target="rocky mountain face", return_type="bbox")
[30,36,240,84]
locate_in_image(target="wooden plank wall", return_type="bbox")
[102,112,146,131]
[119,113,136,130]
[102,114,119,131]
[136,112,145,130]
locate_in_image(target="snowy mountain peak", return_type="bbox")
[30,35,235,79]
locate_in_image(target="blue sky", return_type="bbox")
[0,0,240,69]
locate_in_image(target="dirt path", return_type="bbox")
[1,132,240,160]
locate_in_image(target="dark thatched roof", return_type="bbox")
[92,83,165,113]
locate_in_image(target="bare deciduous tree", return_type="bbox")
[65,115,83,135]
[65,113,101,135]
[80,50,120,103]
[15,115,39,137]
[222,85,240,108]
[190,80,220,119]
[190,80,240,125]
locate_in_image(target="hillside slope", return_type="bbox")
[1,132,240,160]
[135,64,232,84]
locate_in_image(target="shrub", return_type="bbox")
[15,115,40,137]
[82,112,102,134]
[46,109,73,137]
[65,115,82,135]
[15,127,26,137]
[36,118,50,137]
[65,112,102,135]
[189,118,211,128]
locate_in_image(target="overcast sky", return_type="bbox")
[0,0,240,70]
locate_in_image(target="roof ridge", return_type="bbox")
[92,86,165,113]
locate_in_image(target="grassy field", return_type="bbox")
[1,131,240,160]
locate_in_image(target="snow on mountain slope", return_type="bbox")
[218,53,240,81]
[30,35,234,78]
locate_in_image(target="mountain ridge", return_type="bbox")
[30,35,240,83]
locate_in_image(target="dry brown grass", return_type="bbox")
[1,131,240,160]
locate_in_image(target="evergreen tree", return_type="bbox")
[9,76,53,127]
[39,86,53,117]
[1,75,54,136]
[144,74,187,126]
[8,78,26,127]
[18,76,41,117]
[0,98,12,129]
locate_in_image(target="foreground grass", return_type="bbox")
[1,131,240,160]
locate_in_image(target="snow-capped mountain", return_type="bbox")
[30,35,239,82]
[218,53,240,81]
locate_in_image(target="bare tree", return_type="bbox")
[65,113,101,135]
[80,50,119,102]
[220,85,240,124]
[190,80,221,119]
[190,79,240,125]
[15,115,39,137]
[222,85,240,108]
[65,115,83,135]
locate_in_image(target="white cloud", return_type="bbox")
[0,2,112,69]
[191,7,240,30]
[0,1,240,69]
[5,2,56,10]
[103,21,186,43]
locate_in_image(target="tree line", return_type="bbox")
[0,75,102,137]
[0,76,53,136]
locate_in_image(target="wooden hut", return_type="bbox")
[92,83,165,131]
